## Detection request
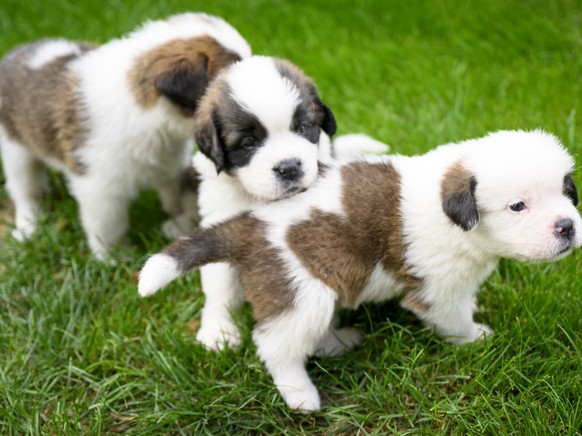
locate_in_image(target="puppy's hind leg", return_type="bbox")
[253,283,338,412]
[71,180,131,261]
[403,291,493,345]
[0,136,47,240]
[196,262,244,350]
[157,175,183,217]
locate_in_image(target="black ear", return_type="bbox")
[155,56,209,111]
[441,163,479,231]
[563,174,579,206]
[195,111,225,174]
[320,103,337,137]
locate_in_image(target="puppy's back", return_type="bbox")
[0,39,95,172]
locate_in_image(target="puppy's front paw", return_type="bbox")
[278,381,321,413]
[196,320,241,350]
[472,323,493,341]
[447,323,493,345]
[12,222,36,242]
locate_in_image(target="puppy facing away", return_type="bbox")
[161,55,389,350]
[139,130,581,411]
[0,13,251,259]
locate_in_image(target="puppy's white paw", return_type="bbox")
[12,222,36,242]
[278,380,321,413]
[196,320,241,350]
[447,323,493,345]
[472,323,494,341]
[314,327,362,357]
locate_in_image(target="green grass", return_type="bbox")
[1,0,582,433]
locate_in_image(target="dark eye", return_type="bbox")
[240,137,256,148]
[510,202,526,212]
[297,123,311,135]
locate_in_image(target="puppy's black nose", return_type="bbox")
[273,159,303,181]
[555,218,575,239]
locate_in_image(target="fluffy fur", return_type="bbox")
[161,55,388,349]
[0,13,251,259]
[139,130,581,411]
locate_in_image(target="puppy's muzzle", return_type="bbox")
[554,218,575,241]
[273,159,303,182]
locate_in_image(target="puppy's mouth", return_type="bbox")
[279,184,308,199]
[550,243,575,261]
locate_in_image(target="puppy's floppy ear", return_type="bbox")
[441,161,479,231]
[155,55,209,111]
[563,174,579,206]
[195,110,225,174]
[319,102,337,137]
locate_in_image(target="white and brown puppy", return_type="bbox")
[139,130,581,411]
[162,55,388,349]
[0,13,251,259]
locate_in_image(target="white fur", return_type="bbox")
[253,279,338,412]
[139,253,182,297]
[235,132,320,201]
[26,39,83,69]
[227,56,300,132]
[333,133,390,159]
[0,126,47,241]
[354,263,405,308]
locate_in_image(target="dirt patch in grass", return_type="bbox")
[0,196,14,240]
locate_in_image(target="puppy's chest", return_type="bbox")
[83,128,190,188]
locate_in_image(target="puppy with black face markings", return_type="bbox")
[140,129,581,412]
[162,55,388,350]
[195,56,338,200]
[0,13,250,260]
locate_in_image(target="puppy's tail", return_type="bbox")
[138,212,256,297]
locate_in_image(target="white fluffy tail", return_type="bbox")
[333,133,390,159]
[138,253,182,297]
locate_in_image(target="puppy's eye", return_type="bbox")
[240,137,256,148]
[297,123,312,135]
[510,202,526,212]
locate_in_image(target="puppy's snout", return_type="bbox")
[273,159,303,181]
[555,218,575,240]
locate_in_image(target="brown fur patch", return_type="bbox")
[164,212,295,323]
[441,160,474,198]
[226,214,296,323]
[128,36,241,112]
[286,161,422,308]
[192,75,228,132]
[0,40,95,173]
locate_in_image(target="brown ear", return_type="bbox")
[307,84,336,137]
[441,161,479,231]
[195,110,225,173]
[155,55,209,111]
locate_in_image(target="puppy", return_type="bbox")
[162,55,388,349]
[139,130,581,411]
[0,13,250,259]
